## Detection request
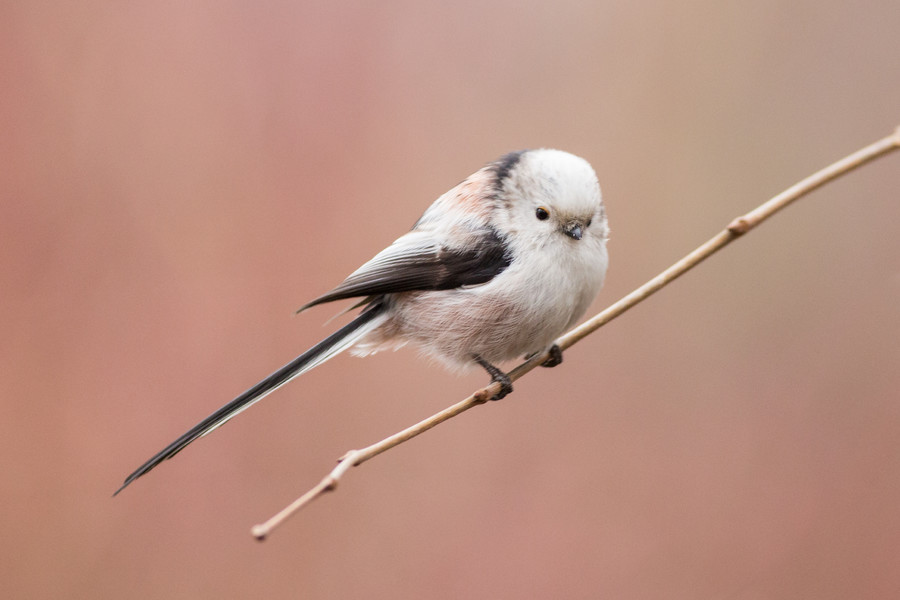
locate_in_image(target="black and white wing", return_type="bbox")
[296,226,512,312]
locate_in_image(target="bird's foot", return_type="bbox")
[473,355,513,401]
[541,344,563,368]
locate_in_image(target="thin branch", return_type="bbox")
[252,126,900,541]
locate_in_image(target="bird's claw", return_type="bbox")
[473,354,513,400]
[541,344,563,368]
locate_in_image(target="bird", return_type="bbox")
[115,148,609,495]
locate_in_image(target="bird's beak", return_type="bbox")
[563,222,583,240]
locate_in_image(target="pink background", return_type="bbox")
[2,2,899,598]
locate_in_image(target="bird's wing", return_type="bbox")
[296,226,511,313]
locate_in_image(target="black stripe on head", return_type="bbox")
[489,150,528,193]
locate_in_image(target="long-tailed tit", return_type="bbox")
[116,149,609,494]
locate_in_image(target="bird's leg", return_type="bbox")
[541,344,563,368]
[472,355,513,400]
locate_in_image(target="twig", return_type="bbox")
[252,126,900,541]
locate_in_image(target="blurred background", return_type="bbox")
[2,2,898,598]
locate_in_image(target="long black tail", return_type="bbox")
[114,302,387,495]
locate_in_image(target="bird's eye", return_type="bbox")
[535,207,550,221]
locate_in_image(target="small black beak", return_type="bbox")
[564,222,583,240]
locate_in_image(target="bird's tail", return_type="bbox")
[114,301,388,495]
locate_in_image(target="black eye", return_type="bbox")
[535,207,550,221]
[586,218,592,227]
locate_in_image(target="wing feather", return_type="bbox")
[297,226,510,313]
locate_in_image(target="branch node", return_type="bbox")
[727,217,752,235]
[472,389,492,404]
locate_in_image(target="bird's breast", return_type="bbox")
[384,240,607,368]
